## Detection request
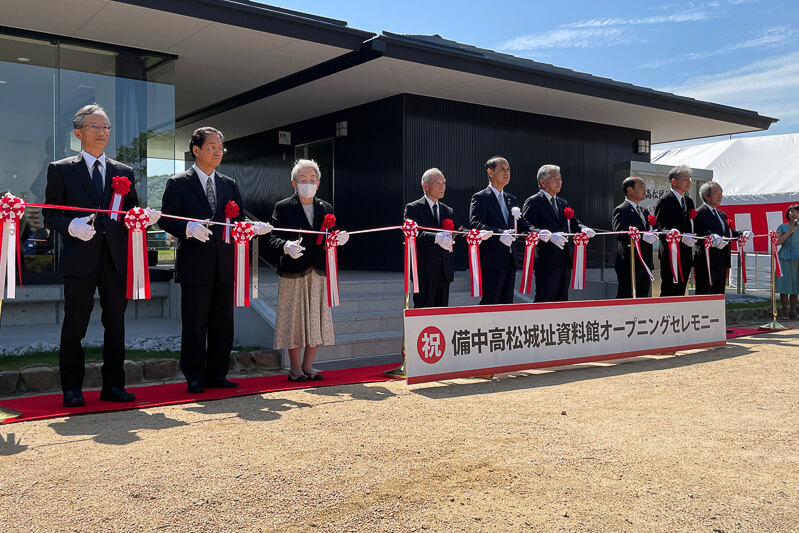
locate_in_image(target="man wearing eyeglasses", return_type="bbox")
[160,127,271,394]
[44,103,149,407]
[654,165,697,296]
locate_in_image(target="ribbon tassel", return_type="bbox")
[519,232,539,294]
[570,232,589,290]
[628,227,654,281]
[233,222,255,307]
[325,230,341,307]
[703,235,714,286]
[466,229,484,297]
[665,230,683,283]
[124,208,151,300]
[402,220,420,294]
[770,231,783,278]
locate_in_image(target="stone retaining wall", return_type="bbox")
[0,350,281,397]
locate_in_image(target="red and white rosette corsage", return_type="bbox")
[570,232,589,290]
[564,207,574,233]
[402,219,420,294]
[737,233,748,284]
[109,176,130,221]
[124,207,151,300]
[466,229,484,297]
[317,213,336,245]
[519,231,539,294]
[647,214,657,232]
[0,193,25,299]
[232,221,255,307]
[665,229,684,283]
[688,208,697,233]
[628,227,654,281]
[224,200,240,244]
[325,230,342,307]
[703,235,714,286]
[770,231,783,278]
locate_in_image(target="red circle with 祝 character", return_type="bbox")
[417,326,445,364]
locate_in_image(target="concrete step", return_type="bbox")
[332,310,403,334]
[316,329,402,362]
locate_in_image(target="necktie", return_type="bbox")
[713,208,726,233]
[550,195,558,215]
[681,196,687,216]
[92,160,103,200]
[636,205,646,224]
[205,176,216,213]
[432,203,439,225]
[498,193,509,225]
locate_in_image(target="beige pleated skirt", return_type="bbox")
[273,268,335,349]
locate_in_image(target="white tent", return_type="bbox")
[652,133,799,252]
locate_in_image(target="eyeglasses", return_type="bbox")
[81,123,111,133]
[675,176,693,182]
[295,178,319,184]
[205,145,227,154]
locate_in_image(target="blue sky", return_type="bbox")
[269,0,798,146]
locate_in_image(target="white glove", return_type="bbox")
[144,208,160,226]
[68,215,96,242]
[435,231,453,252]
[681,234,697,248]
[743,230,753,239]
[251,221,273,236]
[479,230,493,241]
[712,234,728,249]
[537,229,552,242]
[283,239,305,259]
[186,221,212,242]
[550,232,568,249]
[581,227,596,239]
[642,232,658,245]
[499,230,514,247]
[336,230,350,246]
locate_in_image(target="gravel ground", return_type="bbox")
[1,330,797,532]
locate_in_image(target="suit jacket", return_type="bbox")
[43,154,138,276]
[522,191,585,269]
[159,167,244,285]
[469,186,527,271]
[404,196,455,283]
[268,194,334,276]
[611,200,654,268]
[694,204,738,269]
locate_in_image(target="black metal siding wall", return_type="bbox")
[402,94,651,269]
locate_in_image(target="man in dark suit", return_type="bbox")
[44,103,147,407]
[469,156,527,305]
[404,168,455,308]
[612,176,658,298]
[522,164,595,303]
[694,181,749,294]
[160,127,270,394]
[654,165,698,297]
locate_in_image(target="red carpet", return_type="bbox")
[726,327,786,339]
[0,363,397,425]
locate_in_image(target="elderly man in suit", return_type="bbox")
[522,164,595,303]
[44,103,152,407]
[654,165,698,297]
[404,168,456,308]
[160,127,270,394]
[612,176,658,298]
[694,181,751,294]
[468,156,527,305]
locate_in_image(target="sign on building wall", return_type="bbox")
[405,296,726,384]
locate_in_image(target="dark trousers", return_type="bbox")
[59,238,127,393]
[615,256,652,298]
[534,263,570,303]
[179,275,234,384]
[413,273,451,308]
[659,248,693,296]
[695,261,727,295]
[480,255,516,305]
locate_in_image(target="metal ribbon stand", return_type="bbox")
[630,234,636,299]
[759,238,788,330]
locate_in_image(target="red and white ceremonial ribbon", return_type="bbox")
[519,231,539,294]
[124,207,151,300]
[402,219,420,294]
[628,227,654,281]
[466,229,484,297]
[564,207,574,234]
[0,193,25,299]
[570,232,589,290]
[224,201,240,244]
[703,235,714,286]
[232,222,254,307]
[325,230,342,307]
[665,230,683,283]
[109,176,130,221]
[737,235,748,284]
[770,231,783,278]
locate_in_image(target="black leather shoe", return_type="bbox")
[205,378,239,389]
[99,387,136,402]
[62,390,85,408]
[187,380,205,394]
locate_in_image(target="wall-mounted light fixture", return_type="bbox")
[336,121,348,137]
[636,139,651,154]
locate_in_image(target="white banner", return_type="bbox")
[405,295,726,384]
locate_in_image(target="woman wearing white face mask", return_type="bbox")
[269,159,342,381]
